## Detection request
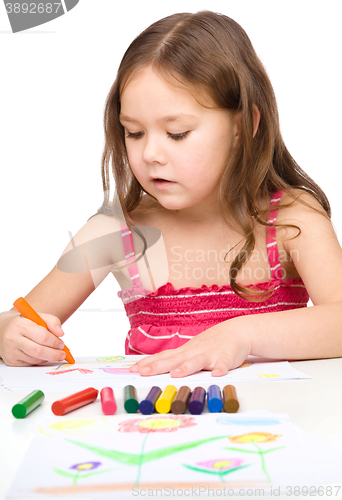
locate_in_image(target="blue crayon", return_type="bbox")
[207,385,223,413]
[188,386,206,415]
[139,386,162,415]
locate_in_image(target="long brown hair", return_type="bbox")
[100,11,330,299]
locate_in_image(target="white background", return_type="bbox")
[0,1,341,355]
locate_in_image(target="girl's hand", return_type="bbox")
[0,311,66,366]
[129,320,251,378]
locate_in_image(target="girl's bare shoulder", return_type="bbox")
[276,188,330,237]
[278,188,327,217]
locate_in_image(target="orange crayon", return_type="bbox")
[13,297,75,364]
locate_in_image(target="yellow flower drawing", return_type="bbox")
[225,432,284,482]
[229,432,281,444]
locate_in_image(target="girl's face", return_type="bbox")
[120,66,239,220]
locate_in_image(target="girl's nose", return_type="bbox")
[142,135,166,165]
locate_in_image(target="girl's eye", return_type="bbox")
[167,131,190,141]
[125,131,190,141]
[126,131,144,139]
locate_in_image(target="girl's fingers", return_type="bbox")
[137,351,190,376]
[39,313,65,338]
[138,356,183,376]
[20,319,65,351]
[15,350,48,366]
[130,349,179,374]
[19,335,66,363]
[211,357,230,377]
[5,357,34,367]
[5,347,52,366]
[169,353,208,378]
[1,313,66,366]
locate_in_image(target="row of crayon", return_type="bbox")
[11,384,239,419]
[134,384,239,415]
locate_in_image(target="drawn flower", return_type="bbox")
[237,361,253,368]
[67,430,230,487]
[54,461,113,486]
[118,415,196,433]
[70,461,101,471]
[229,432,281,443]
[224,432,284,483]
[183,457,250,482]
[197,458,245,471]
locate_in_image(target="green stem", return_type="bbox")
[251,441,271,482]
[73,471,79,486]
[135,434,149,486]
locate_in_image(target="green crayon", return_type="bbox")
[12,390,45,419]
[124,385,139,413]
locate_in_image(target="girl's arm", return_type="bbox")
[131,192,342,377]
[0,265,95,366]
[0,213,123,366]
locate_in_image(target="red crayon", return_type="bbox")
[51,387,98,416]
[100,387,117,415]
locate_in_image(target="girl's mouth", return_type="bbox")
[152,179,176,189]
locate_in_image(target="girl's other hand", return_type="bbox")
[0,311,66,366]
[129,320,251,378]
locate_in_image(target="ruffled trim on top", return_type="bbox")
[118,277,306,303]
[147,278,305,296]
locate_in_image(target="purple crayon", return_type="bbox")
[139,386,162,415]
[188,386,206,415]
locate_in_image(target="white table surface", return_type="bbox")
[1,358,342,500]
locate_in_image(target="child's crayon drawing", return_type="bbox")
[46,368,94,375]
[7,411,342,499]
[99,368,132,375]
[0,356,312,394]
[39,418,109,437]
[97,357,126,362]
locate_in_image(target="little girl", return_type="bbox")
[1,11,342,376]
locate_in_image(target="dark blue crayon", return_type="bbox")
[139,386,162,415]
[188,386,206,415]
[207,385,223,413]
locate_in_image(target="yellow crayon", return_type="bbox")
[155,385,177,414]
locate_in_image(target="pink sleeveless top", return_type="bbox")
[117,191,309,355]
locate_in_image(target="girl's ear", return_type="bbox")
[252,104,261,138]
[233,111,242,146]
[233,105,260,145]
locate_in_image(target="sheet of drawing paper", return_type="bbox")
[6,411,342,499]
[0,356,311,393]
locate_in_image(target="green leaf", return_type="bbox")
[223,447,260,454]
[53,468,77,479]
[77,468,114,479]
[262,446,285,454]
[183,463,252,476]
[223,446,285,455]
[66,435,230,466]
